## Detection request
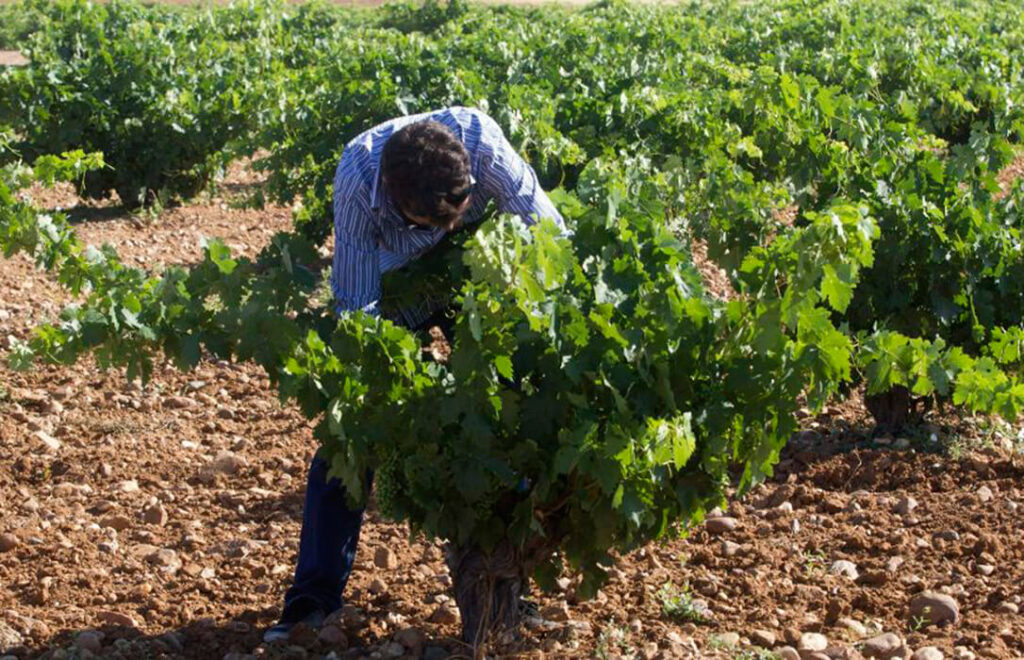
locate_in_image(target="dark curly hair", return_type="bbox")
[381,120,472,227]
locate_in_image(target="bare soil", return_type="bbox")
[0,51,29,67]
[1,162,1023,660]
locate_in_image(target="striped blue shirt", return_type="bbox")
[331,106,565,323]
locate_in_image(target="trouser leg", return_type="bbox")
[282,453,367,614]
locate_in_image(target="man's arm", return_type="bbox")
[478,116,567,232]
[331,165,381,317]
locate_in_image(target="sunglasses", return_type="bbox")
[438,180,476,207]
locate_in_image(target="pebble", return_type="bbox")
[911,648,944,660]
[147,548,180,571]
[120,480,140,493]
[100,515,133,531]
[33,430,61,452]
[317,625,347,647]
[909,591,959,626]
[976,485,993,503]
[751,629,776,648]
[287,622,319,648]
[705,517,738,534]
[97,611,138,628]
[799,632,828,652]
[368,578,388,595]
[777,647,800,660]
[213,451,246,475]
[74,631,104,653]
[0,534,19,553]
[837,617,867,639]
[952,647,975,660]
[895,496,918,515]
[374,546,398,570]
[713,632,740,647]
[393,627,427,651]
[996,602,1018,614]
[0,622,23,650]
[163,396,196,409]
[143,504,168,526]
[862,632,904,658]
[720,540,741,557]
[540,603,570,622]
[829,560,859,580]
[885,556,904,573]
[428,603,459,625]
[380,641,405,658]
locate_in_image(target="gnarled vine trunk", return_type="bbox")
[865,385,932,432]
[446,541,528,650]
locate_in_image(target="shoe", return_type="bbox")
[262,598,327,643]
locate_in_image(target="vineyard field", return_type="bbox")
[2,0,1024,658]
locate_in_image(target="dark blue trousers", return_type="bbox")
[282,453,368,615]
[281,309,453,616]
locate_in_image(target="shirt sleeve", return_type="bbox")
[479,116,566,233]
[330,163,381,318]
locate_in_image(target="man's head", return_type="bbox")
[381,120,473,232]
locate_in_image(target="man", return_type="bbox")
[263,106,565,643]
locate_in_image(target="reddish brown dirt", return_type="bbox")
[0,50,28,67]
[2,163,1024,660]
[996,156,1024,199]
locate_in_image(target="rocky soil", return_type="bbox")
[1,160,1023,660]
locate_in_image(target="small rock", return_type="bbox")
[798,632,828,652]
[100,515,133,531]
[368,578,388,595]
[0,534,19,553]
[996,601,1019,614]
[287,622,318,648]
[143,504,168,526]
[213,451,246,475]
[120,480,140,493]
[97,611,138,628]
[34,430,61,452]
[909,591,959,626]
[163,396,195,409]
[540,603,570,622]
[381,641,405,658]
[0,621,23,650]
[429,604,459,625]
[317,625,347,647]
[837,617,867,639]
[374,546,398,570]
[74,631,104,653]
[829,560,859,580]
[952,647,975,660]
[713,632,740,647]
[778,647,801,660]
[976,485,993,503]
[751,629,776,648]
[394,627,427,652]
[862,632,904,658]
[720,540,742,557]
[895,497,918,515]
[147,548,181,573]
[705,517,738,534]
[911,648,944,660]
